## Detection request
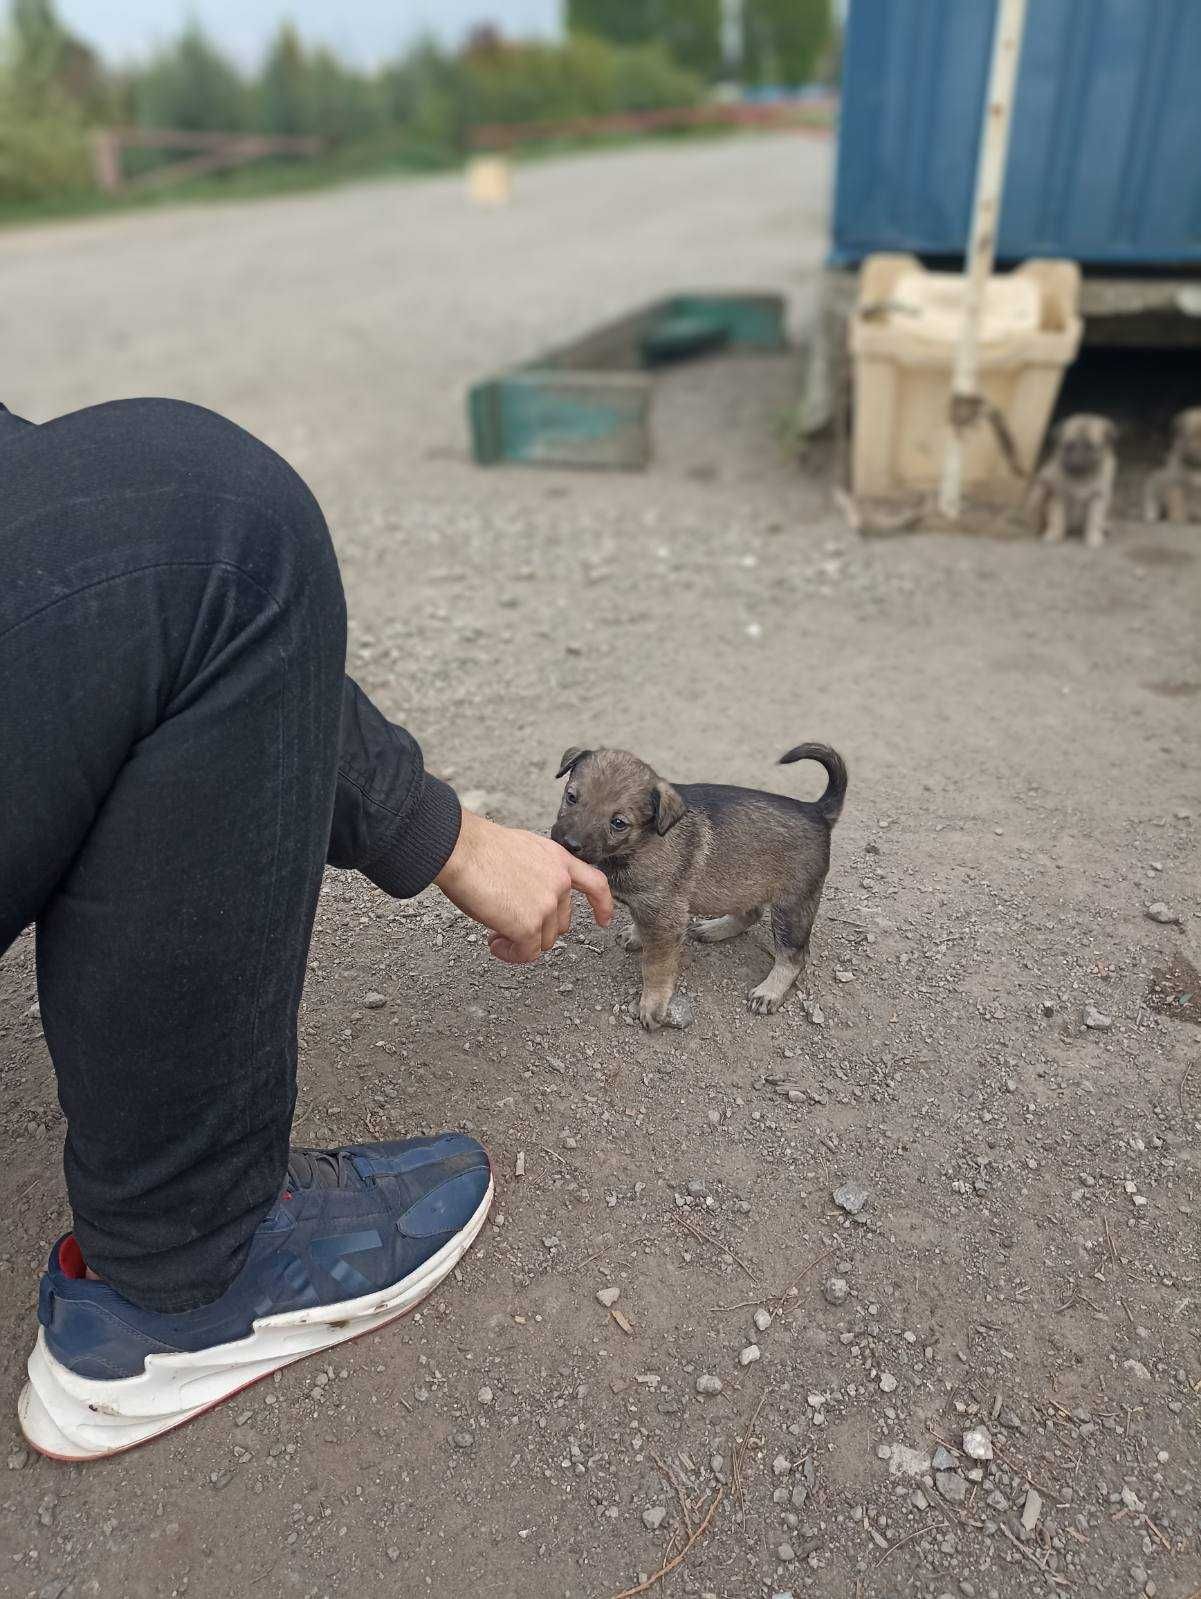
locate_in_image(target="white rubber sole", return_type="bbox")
[18,1175,493,1461]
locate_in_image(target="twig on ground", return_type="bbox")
[996,1521,1070,1587]
[872,1519,946,1570]
[1104,1217,1120,1268]
[608,1487,723,1599]
[649,1446,693,1539]
[772,1248,836,1314]
[731,1387,771,1507]
[1143,1514,1171,1553]
[990,1439,1060,1503]
[673,1211,759,1285]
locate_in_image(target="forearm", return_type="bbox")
[327,677,461,898]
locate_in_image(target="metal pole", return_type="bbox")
[937,0,1028,520]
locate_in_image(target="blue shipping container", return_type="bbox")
[831,0,1201,268]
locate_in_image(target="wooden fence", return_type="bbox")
[90,127,324,195]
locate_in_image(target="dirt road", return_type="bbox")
[2,134,1199,1599]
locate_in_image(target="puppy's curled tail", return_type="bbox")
[778,742,847,827]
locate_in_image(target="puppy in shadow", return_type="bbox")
[551,743,847,1030]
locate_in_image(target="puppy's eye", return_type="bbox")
[565,789,578,805]
[610,815,629,831]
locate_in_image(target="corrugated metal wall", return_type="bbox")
[832,0,1201,267]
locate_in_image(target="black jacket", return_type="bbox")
[0,402,460,900]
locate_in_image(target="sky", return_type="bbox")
[56,0,563,69]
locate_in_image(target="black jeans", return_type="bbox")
[1,399,460,1313]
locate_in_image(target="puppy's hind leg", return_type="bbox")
[748,892,820,1016]
[692,907,762,944]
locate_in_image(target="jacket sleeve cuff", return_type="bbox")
[357,774,462,900]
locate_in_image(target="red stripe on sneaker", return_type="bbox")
[58,1237,86,1280]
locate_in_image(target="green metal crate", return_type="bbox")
[468,292,786,469]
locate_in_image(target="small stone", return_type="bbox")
[1123,1358,1152,1381]
[7,1449,28,1470]
[885,1443,931,1477]
[754,1307,772,1333]
[1120,1485,1144,1513]
[740,1344,762,1366]
[477,1386,493,1406]
[386,1548,400,1563]
[936,1470,968,1504]
[962,1425,993,1461]
[596,1286,621,1308]
[695,1374,723,1396]
[1021,1487,1043,1531]
[823,1276,849,1305]
[686,1178,707,1197]
[1146,902,1179,924]
[778,1542,796,1562]
[664,993,695,1030]
[642,1505,667,1531]
[1083,1006,1112,1031]
[773,1453,790,1477]
[932,1445,957,1472]
[833,1183,868,1215]
[363,991,386,1009]
[879,1373,898,1394]
[452,1429,474,1449]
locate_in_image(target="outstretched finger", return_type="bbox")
[557,891,573,938]
[566,856,614,926]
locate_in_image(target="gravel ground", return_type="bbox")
[2,134,1200,1599]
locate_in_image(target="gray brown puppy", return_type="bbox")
[1027,413,1116,548]
[1143,407,1201,523]
[551,743,846,1030]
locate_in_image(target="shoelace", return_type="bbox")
[286,1147,362,1191]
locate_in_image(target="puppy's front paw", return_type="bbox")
[747,983,782,1016]
[618,925,643,953]
[638,997,667,1031]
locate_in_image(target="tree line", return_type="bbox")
[0,0,832,205]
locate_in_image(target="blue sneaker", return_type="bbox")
[19,1134,492,1461]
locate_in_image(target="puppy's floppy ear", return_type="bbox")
[556,746,592,780]
[649,781,686,836]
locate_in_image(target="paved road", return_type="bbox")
[2,133,830,495]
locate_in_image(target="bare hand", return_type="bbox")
[434,810,613,964]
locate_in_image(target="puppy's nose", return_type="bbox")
[560,835,583,857]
